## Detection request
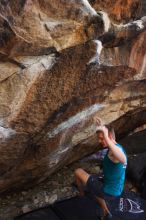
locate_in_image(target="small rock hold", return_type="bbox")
[21,191,27,196]
[22,205,31,213]
[33,198,39,205]
[48,194,57,204]
[45,195,49,203]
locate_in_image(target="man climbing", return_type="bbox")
[74,117,127,220]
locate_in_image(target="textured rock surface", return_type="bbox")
[0,155,136,220]
[119,128,146,154]
[0,0,146,193]
[90,0,146,23]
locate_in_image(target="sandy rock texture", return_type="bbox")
[0,0,146,193]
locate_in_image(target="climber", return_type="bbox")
[74,117,127,220]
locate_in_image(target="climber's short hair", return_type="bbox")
[96,124,115,140]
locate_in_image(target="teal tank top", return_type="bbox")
[103,144,127,196]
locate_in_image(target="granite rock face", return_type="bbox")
[0,0,146,193]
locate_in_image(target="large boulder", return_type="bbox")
[0,0,146,193]
[126,152,146,199]
[119,129,146,154]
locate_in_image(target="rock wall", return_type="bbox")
[0,0,146,193]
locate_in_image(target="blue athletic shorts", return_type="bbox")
[85,175,117,200]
